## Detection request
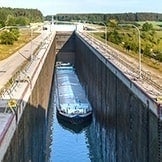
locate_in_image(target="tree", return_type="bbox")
[10,28,20,41]
[0,7,43,25]
[142,43,153,57]
[107,30,122,45]
[0,10,7,27]
[108,19,118,28]
[15,16,30,26]
[142,22,153,32]
[0,30,15,45]
[5,15,16,26]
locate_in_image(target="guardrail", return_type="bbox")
[0,34,51,100]
[80,32,162,94]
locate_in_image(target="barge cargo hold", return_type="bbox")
[55,62,92,124]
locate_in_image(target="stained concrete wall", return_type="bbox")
[4,29,159,161]
[50,31,159,161]
[74,34,159,162]
[3,35,56,162]
[41,30,159,161]
[55,31,75,64]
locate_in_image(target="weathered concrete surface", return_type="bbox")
[2,28,160,162]
[2,33,56,162]
[40,30,160,161]
[55,31,75,64]
[74,33,159,162]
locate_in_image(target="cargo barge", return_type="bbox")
[55,62,92,124]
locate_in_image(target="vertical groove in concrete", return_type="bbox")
[56,31,75,64]
[3,36,56,162]
[158,119,162,162]
[75,34,159,162]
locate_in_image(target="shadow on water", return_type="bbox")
[46,64,155,162]
[45,68,116,162]
[46,105,93,162]
[45,75,94,162]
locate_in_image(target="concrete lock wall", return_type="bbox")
[2,30,160,161]
[55,31,75,64]
[51,31,159,161]
[3,36,56,162]
[74,34,159,162]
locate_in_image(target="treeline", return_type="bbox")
[0,7,43,27]
[46,12,162,22]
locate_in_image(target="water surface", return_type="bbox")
[46,81,92,162]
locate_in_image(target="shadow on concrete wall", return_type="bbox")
[56,31,75,65]
[2,100,46,162]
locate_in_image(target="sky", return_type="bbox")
[0,0,162,16]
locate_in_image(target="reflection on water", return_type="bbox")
[87,112,116,162]
[46,102,92,161]
[46,77,138,162]
[46,96,116,162]
[46,80,93,162]
[45,76,118,162]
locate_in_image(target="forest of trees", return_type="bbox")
[46,12,162,23]
[97,20,162,62]
[0,7,43,45]
[1,9,162,61]
[0,7,43,27]
[45,13,162,62]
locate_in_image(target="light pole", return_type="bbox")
[132,24,141,79]
[30,25,33,61]
[99,22,107,46]
[102,23,107,46]
[119,24,141,79]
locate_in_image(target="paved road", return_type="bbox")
[0,30,51,91]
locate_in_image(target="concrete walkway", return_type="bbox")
[0,29,51,91]
[80,32,162,96]
[78,31,162,120]
[0,27,55,161]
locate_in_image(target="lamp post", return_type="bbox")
[103,23,107,46]
[30,25,33,61]
[119,24,141,79]
[99,22,107,47]
[132,24,141,79]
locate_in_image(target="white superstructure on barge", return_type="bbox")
[55,62,92,124]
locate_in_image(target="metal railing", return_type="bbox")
[0,33,52,100]
[80,31,162,94]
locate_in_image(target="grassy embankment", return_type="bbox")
[0,28,40,95]
[0,29,39,60]
[93,21,162,72]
